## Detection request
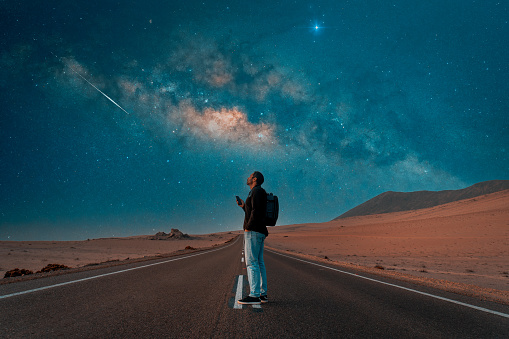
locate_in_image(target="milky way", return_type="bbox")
[1,1,507,240]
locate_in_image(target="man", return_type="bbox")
[237,171,269,305]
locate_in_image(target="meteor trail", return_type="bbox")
[51,52,130,115]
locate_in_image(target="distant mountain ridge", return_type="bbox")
[334,180,509,220]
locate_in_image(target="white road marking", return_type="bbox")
[234,275,244,309]
[233,275,262,309]
[0,236,240,300]
[268,250,509,319]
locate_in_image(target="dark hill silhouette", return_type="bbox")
[334,180,509,220]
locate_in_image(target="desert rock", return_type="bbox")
[4,268,34,278]
[151,228,189,240]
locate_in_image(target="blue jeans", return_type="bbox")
[244,231,267,298]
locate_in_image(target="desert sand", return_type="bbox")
[266,189,509,303]
[2,190,508,304]
[0,231,239,281]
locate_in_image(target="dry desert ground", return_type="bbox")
[0,231,239,280]
[1,190,508,304]
[266,189,509,303]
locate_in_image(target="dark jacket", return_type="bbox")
[243,185,268,237]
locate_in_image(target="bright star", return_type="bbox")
[308,20,325,35]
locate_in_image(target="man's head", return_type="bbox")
[247,171,264,188]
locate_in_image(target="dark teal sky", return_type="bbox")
[1,1,508,240]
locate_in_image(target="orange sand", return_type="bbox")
[266,189,509,294]
[0,232,239,279]
[2,190,507,303]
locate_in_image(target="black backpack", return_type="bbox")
[266,193,279,226]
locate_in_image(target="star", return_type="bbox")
[309,21,326,35]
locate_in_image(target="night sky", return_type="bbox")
[1,1,508,240]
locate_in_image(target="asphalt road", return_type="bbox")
[1,236,508,338]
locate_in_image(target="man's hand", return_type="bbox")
[236,197,245,208]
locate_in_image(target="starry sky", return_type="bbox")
[1,1,508,240]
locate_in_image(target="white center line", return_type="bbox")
[233,275,261,309]
[234,275,243,309]
[268,250,509,319]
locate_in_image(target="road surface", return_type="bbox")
[1,236,508,338]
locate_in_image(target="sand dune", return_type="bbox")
[266,189,509,302]
[336,179,509,218]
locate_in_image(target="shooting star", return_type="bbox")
[51,52,130,115]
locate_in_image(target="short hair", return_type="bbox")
[253,171,264,185]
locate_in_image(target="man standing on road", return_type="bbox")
[237,171,269,305]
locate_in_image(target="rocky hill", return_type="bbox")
[334,180,509,220]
